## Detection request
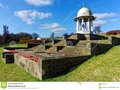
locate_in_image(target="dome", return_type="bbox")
[37,37,42,40]
[77,5,92,17]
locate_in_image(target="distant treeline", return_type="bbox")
[0,32,33,45]
[0,25,40,45]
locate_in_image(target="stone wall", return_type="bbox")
[14,54,42,80]
[66,34,107,40]
[45,39,52,44]
[45,45,52,50]
[52,40,61,45]
[109,36,120,45]
[85,34,107,40]
[14,53,91,80]
[91,43,112,55]
[77,34,86,40]
[63,35,71,39]
[41,55,91,79]
[4,47,28,50]
[90,36,120,55]
[27,42,40,48]
[55,46,65,51]
[66,39,79,46]
[2,52,14,63]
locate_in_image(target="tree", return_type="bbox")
[32,33,39,39]
[63,33,68,36]
[0,34,4,45]
[17,32,32,40]
[9,33,20,43]
[70,32,74,35]
[3,25,10,44]
[93,26,102,34]
[50,32,55,38]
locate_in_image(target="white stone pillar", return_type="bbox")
[76,20,79,33]
[88,18,91,33]
[79,21,81,31]
[91,21,93,32]
[85,21,86,31]
[82,18,84,32]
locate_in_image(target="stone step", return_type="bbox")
[46,46,55,53]
[33,45,45,52]
[76,41,87,46]
[59,46,81,53]
[68,34,77,39]
[59,46,88,55]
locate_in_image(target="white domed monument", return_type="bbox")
[37,37,42,40]
[74,4,95,34]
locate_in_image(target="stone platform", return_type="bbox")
[2,34,120,80]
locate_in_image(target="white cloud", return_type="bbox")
[110,18,119,22]
[0,3,8,10]
[93,12,117,27]
[40,23,66,33]
[93,20,107,27]
[51,27,67,33]
[0,3,7,9]
[0,3,4,8]
[93,12,117,20]
[41,23,60,29]
[14,10,52,24]
[25,0,53,6]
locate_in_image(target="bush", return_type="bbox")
[19,40,43,44]
[106,30,120,35]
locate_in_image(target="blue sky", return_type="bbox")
[0,0,120,37]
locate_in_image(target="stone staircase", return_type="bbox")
[32,35,90,54]
[32,37,90,55]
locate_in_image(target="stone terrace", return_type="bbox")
[2,34,120,80]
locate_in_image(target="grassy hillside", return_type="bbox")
[45,45,120,81]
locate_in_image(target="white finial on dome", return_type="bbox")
[83,4,86,7]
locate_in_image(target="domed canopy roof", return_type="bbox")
[74,4,95,21]
[77,4,92,17]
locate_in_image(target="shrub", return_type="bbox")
[19,40,43,44]
[106,30,120,35]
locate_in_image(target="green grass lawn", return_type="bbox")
[6,44,27,47]
[45,45,120,81]
[0,44,40,81]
